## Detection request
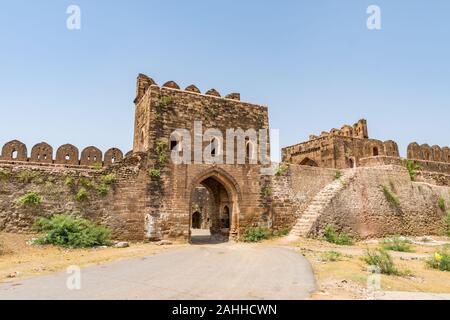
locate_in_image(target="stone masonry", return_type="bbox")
[0,73,449,241]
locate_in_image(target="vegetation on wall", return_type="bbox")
[261,185,272,198]
[75,187,89,202]
[79,177,93,189]
[16,191,42,206]
[155,140,167,164]
[159,95,173,107]
[437,196,446,211]
[334,170,343,180]
[405,159,420,181]
[275,163,289,176]
[18,170,38,183]
[96,183,109,197]
[148,168,161,179]
[33,214,112,248]
[381,185,400,206]
[91,163,102,171]
[101,174,116,185]
[444,210,450,236]
[0,169,10,181]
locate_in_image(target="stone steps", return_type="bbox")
[288,170,356,238]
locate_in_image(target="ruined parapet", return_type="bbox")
[407,142,421,160]
[432,145,442,162]
[205,89,221,97]
[353,119,368,139]
[56,144,79,165]
[133,74,246,106]
[30,142,53,164]
[80,146,102,166]
[0,140,123,168]
[162,80,180,90]
[383,140,399,157]
[185,85,201,93]
[135,74,156,104]
[308,119,369,141]
[0,140,27,161]
[407,142,450,163]
[104,148,124,165]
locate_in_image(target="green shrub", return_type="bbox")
[75,188,88,202]
[16,192,42,206]
[437,196,446,211]
[275,164,289,176]
[363,248,400,275]
[444,210,450,237]
[334,170,343,180]
[323,225,353,245]
[405,160,420,181]
[101,174,116,185]
[159,95,173,107]
[79,177,92,189]
[427,247,450,271]
[91,163,102,171]
[241,226,271,242]
[321,251,342,262]
[381,236,413,252]
[18,170,38,183]
[0,169,10,181]
[261,186,272,197]
[155,141,167,164]
[33,214,112,248]
[96,183,109,197]
[273,228,290,237]
[64,176,75,187]
[148,168,161,178]
[381,185,400,206]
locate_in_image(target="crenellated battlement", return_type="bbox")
[308,119,369,140]
[134,73,241,105]
[407,142,450,163]
[0,140,125,168]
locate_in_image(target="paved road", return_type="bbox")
[0,243,316,300]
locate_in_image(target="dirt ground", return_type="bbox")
[0,233,185,283]
[1,232,449,300]
[272,236,450,300]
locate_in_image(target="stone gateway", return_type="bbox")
[0,73,449,242]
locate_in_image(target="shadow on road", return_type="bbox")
[190,229,229,245]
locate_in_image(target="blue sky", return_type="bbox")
[0,1,449,156]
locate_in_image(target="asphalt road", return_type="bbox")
[0,242,316,300]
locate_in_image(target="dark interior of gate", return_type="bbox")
[190,177,231,244]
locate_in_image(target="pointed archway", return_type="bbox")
[188,167,241,244]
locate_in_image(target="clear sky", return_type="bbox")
[0,1,449,156]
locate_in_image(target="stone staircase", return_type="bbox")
[288,169,356,238]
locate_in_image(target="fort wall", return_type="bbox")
[0,140,125,168]
[311,165,450,238]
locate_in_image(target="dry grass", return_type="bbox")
[0,232,185,283]
[272,236,450,299]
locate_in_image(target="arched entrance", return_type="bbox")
[192,211,202,229]
[188,168,241,244]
